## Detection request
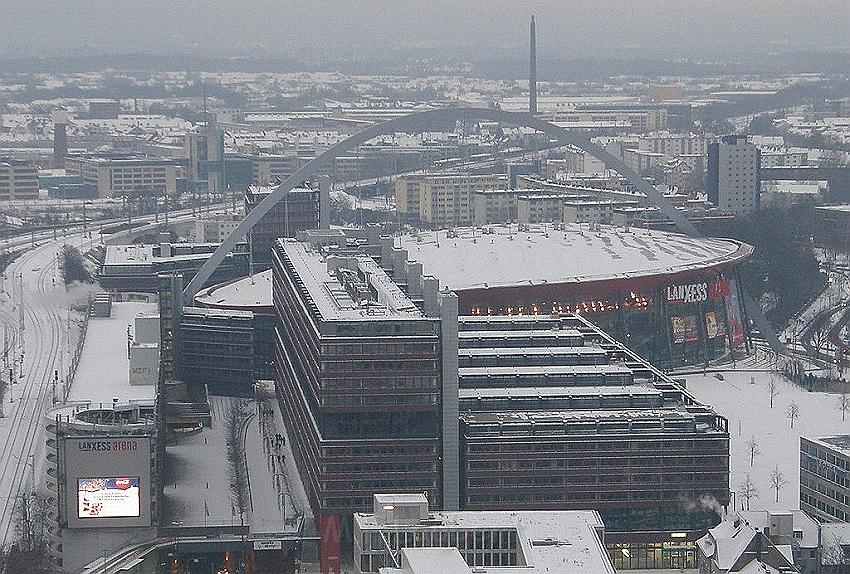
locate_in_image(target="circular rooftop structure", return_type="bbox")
[194,270,273,313]
[398,223,752,298]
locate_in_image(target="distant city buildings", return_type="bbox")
[394,173,506,225]
[87,99,121,120]
[638,132,707,156]
[193,211,242,243]
[537,106,669,132]
[252,153,309,185]
[707,135,762,215]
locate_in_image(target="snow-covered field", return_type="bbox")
[685,370,850,511]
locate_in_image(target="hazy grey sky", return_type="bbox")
[1,1,848,60]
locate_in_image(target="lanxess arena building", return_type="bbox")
[398,223,753,368]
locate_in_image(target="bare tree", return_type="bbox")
[738,473,759,511]
[7,490,54,573]
[746,436,761,467]
[840,393,850,422]
[0,377,6,418]
[812,327,829,359]
[224,400,250,518]
[768,377,779,409]
[769,464,787,503]
[787,402,800,428]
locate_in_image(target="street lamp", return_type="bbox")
[10,452,35,492]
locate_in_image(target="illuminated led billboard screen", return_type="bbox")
[77,477,140,519]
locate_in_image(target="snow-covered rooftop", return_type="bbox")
[461,408,699,427]
[67,301,158,406]
[281,239,424,321]
[810,434,850,455]
[356,508,614,574]
[103,244,221,267]
[457,384,661,400]
[397,224,751,292]
[194,269,273,310]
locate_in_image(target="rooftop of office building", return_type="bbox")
[66,301,158,406]
[194,269,273,311]
[279,238,424,322]
[806,434,850,455]
[103,242,241,268]
[355,494,614,574]
[454,313,724,433]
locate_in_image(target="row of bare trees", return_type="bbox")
[738,467,787,510]
[225,400,250,521]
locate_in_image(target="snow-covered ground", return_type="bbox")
[685,369,850,512]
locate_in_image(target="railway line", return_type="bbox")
[0,202,230,547]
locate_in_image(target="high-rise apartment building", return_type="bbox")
[638,132,707,156]
[707,135,761,215]
[0,157,39,200]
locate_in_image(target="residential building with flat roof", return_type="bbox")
[707,135,762,215]
[394,173,507,226]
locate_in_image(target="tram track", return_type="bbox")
[0,242,66,545]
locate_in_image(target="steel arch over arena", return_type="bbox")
[182,107,782,351]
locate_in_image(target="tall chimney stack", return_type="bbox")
[52,109,69,168]
[529,15,537,115]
